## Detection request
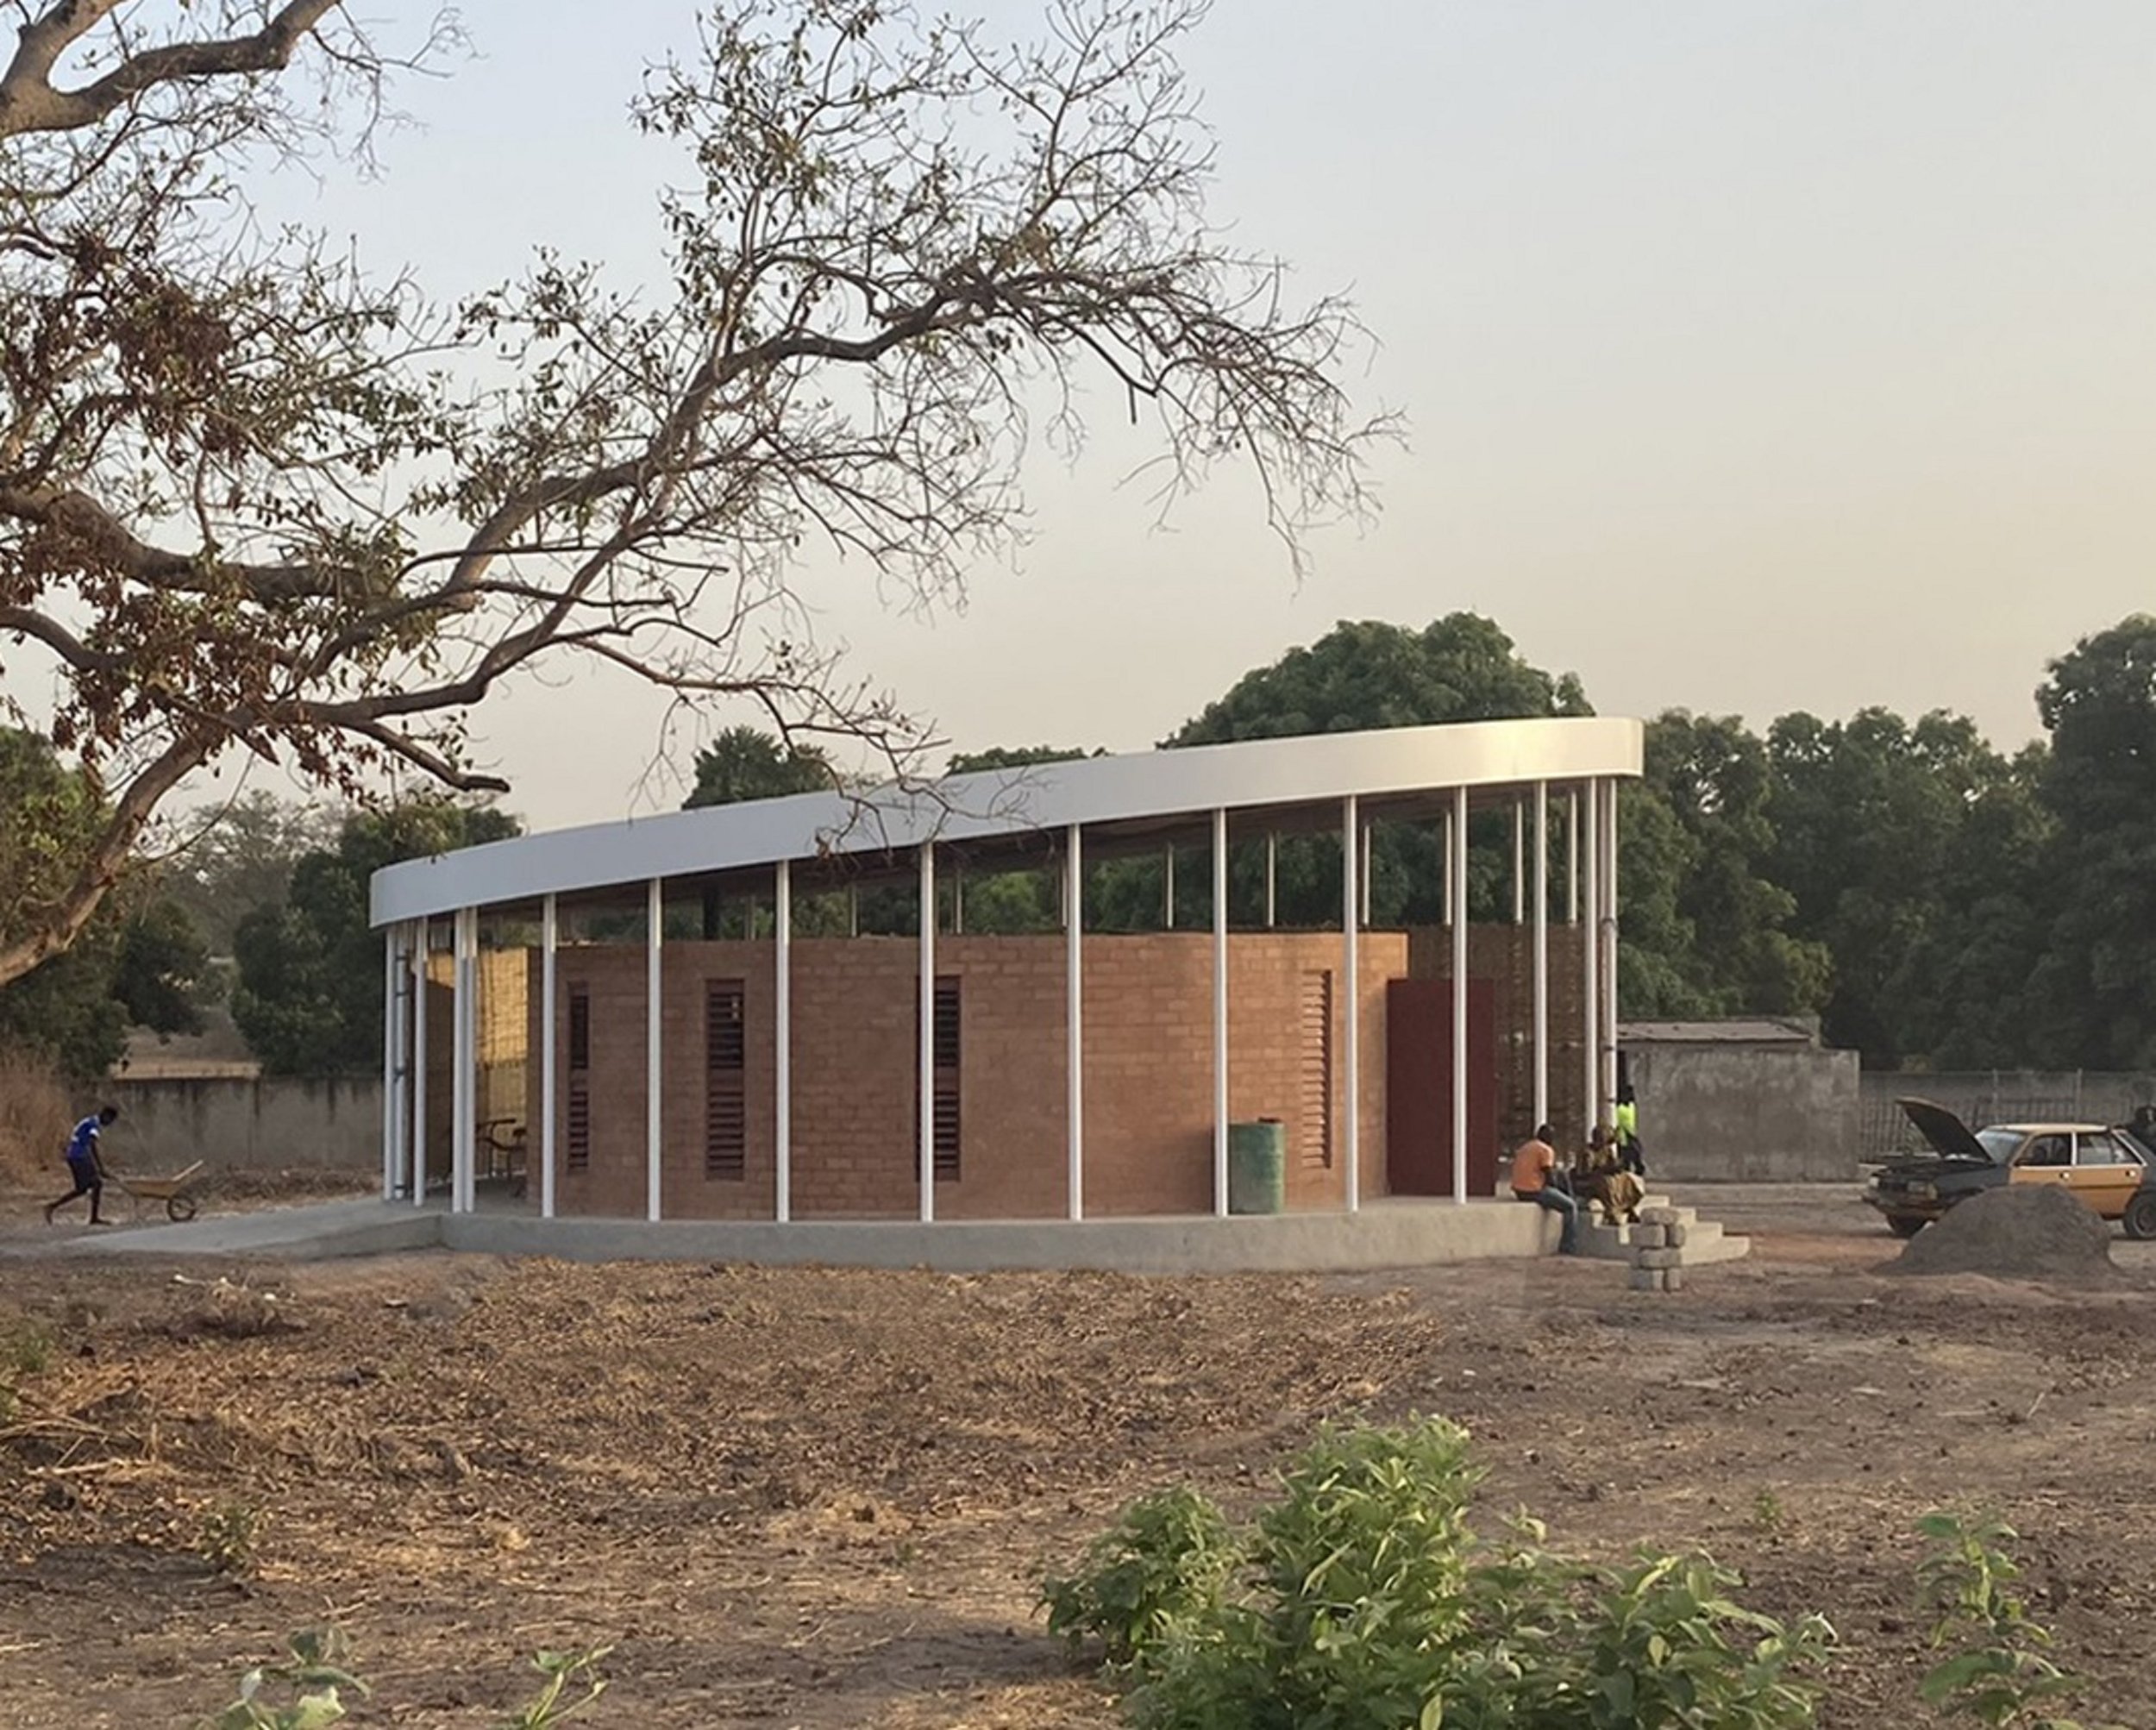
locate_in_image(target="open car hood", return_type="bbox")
[1895,1097,1992,1163]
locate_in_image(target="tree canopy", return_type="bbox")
[230,801,518,1075]
[0,0,1384,990]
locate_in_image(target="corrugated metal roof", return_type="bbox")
[1619,1019,1819,1047]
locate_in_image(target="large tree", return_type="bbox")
[0,0,1382,988]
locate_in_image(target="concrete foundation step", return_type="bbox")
[1576,1194,1751,1266]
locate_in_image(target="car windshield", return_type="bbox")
[1977,1128,2024,1163]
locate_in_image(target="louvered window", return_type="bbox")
[566,985,591,1172]
[1299,970,1332,1169]
[705,980,747,1180]
[916,977,962,1181]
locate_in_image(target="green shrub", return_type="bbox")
[1046,1416,1834,1730]
[201,1500,265,1576]
[1043,1486,1244,1666]
[1915,1510,2110,1730]
[197,1629,366,1730]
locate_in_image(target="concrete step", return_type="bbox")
[1577,1208,1751,1266]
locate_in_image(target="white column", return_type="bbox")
[952,863,964,937]
[381,930,398,1201]
[540,896,558,1221]
[1602,780,1621,1112]
[1451,786,1470,1205]
[1343,796,1361,1213]
[1582,780,1601,1140]
[1264,833,1277,930]
[1066,824,1084,1221]
[1532,783,1550,1131]
[1163,845,1175,930]
[1512,802,1526,925]
[1359,824,1373,926]
[452,907,476,1214]
[848,885,859,938]
[775,860,793,1224]
[410,930,429,1207]
[1212,807,1230,1219]
[1441,808,1455,926]
[918,843,937,1223]
[646,877,662,1223]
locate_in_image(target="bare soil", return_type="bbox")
[3,1191,2154,1728]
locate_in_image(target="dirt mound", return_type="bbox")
[1891,1185,2114,1282]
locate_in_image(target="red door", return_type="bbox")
[1386,978,1497,1197]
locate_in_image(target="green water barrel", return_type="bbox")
[1228,1119,1288,1215]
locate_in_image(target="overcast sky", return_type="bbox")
[254,0,2155,832]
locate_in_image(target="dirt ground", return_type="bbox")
[3,1186,2155,1728]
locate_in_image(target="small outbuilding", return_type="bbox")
[367,718,1642,1251]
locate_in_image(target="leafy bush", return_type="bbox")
[1044,1415,1834,1730]
[1916,1510,2111,1730]
[1044,1487,1244,1665]
[200,1500,265,1577]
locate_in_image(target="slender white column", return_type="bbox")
[1264,833,1277,929]
[1359,824,1373,926]
[646,878,663,1223]
[918,843,937,1223]
[410,931,429,1207]
[1582,780,1601,1139]
[1212,807,1230,1219]
[453,907,476,1214]
[540,896,558,1221]
[775,860,792,1224]
[952,864,964,937]
[1066,824,1084,1221]
[1451,786,1470,1204]
[1342,796,1361,1213]
[380,929,398,1201]
[1512,802,1526,924]
[1602,780,1621,1111]
[848,885,859,937]
[1163,845,1175,930]
[1533,783,1550,1130]
[1441,809,1455,925]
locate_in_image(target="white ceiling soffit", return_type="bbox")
[369,716,1645,929]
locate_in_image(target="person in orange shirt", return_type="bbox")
[1509,1122,1578,1255]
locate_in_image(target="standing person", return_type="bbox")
[1508,1122,1579,1255]
[1614,1086,1647,1177]
[45,1106,117,1225]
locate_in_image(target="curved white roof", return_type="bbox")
[370,716,1644,928]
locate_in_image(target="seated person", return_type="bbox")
[1576,1125,1644,1226]
[1509,1124,1579,1256]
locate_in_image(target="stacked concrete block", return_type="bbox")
[1628,1204,1688,1293]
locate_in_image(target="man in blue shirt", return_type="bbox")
[45,1106,117,1225]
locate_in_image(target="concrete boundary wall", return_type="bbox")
[1861,1072,2156,1159]
[104,1075,381,1173]
[1625,1042,1860,1182]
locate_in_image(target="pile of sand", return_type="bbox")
[1891,1185,2114,1282]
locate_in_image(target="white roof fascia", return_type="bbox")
[369,715,1644,929]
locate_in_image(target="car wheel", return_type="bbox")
[1888,1215,1925,1239]
[2123,1194,2156,1242]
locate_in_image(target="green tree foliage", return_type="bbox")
[683,729,837,808]
[2028,616,2156,1068]
[1765,710,2034,1066]
[1626,713,1828,1019]
[0,730,213,1075]
[1135,616,1589,933]
[231,802,519,1075]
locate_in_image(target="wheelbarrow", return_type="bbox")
[112,1160,208,1222]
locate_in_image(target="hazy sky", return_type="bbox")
[254,0,2155,831]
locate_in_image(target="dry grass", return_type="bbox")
[0,1046,70,1189]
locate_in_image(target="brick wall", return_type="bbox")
[1408,923,1591,1153]
[525,930,1407,1220]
